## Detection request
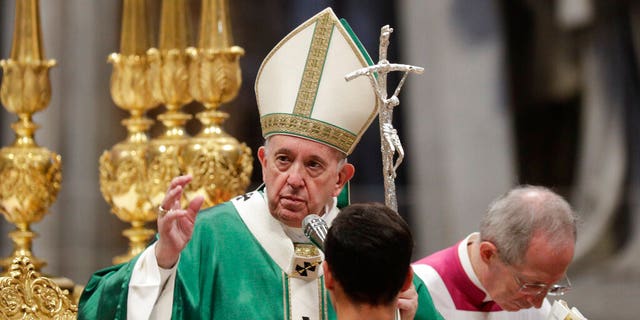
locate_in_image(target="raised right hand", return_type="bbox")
[155,174,204,269]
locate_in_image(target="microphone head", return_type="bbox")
[302,214,328,251]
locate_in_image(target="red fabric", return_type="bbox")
[414,242,503,312]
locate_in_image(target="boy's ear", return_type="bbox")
[323,262,335,290]
[401,266,414,292]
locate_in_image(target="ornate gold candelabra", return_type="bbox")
[100,0,252,264]
[184,0,252,205]
[99,0,160,264]
[147,0,193,207]
[0,0,61,273]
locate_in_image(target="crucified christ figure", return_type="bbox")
[345,25,423,212]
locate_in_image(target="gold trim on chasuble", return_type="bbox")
[281,276,329,320]
[282,243,327,320]
[259,11,357,154]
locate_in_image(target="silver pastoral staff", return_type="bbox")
[345,25,424,212]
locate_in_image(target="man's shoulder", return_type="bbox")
[185,198,257,251]
[412,261,442,289]
[414,241,459,267]
[195,200,242,227]
[194,190,265,229]
[412,241,463,289]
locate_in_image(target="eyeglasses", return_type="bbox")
[490,240,573,297]
[511,269,572,296]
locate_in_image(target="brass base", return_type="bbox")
[113,225,155,265]
[0,229,45,272]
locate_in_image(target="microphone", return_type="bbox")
[302,214,328,251]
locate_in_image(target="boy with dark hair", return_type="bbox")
[324,203,419,320]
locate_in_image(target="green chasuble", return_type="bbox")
[78,190,443,320]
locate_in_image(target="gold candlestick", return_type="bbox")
[99,0,160,265]
[147,0,194,207]
[184,0,252,206]
[0,0,60,273]
[101,0,253,265]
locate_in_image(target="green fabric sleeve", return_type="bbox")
[77,255,141,320]
[413,271,445,320]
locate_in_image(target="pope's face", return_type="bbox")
[258,135,354,227]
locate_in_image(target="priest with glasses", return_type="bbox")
[412,186,576,319]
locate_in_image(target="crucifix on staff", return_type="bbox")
[345,25,424,212]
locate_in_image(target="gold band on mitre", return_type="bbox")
[260,113,356,154]
[255,8,378,155]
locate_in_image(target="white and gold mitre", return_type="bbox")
[255,8,379,155]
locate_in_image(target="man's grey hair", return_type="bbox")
[479,185,578,265]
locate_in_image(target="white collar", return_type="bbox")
[458,232,492,301]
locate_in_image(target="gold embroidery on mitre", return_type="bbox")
[290,243,323,280]
[293,12,334,117]
[261,114,356,154]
